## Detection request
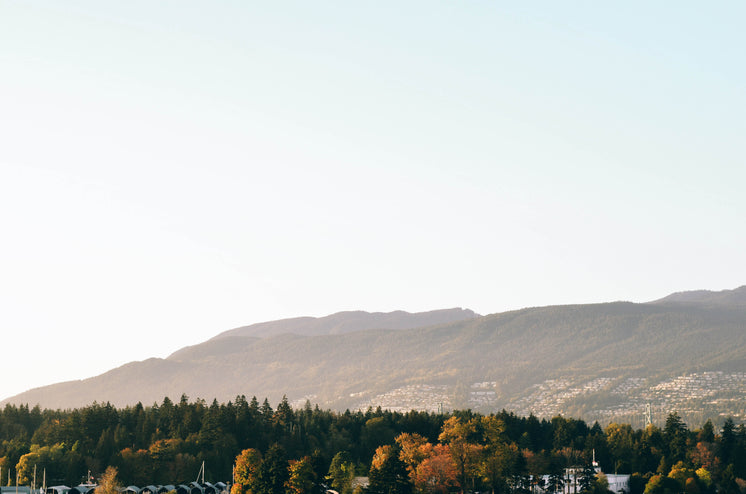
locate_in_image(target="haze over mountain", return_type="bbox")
[210,308,479,340]
[5,287,746,425]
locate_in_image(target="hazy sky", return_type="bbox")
[1,1,744,402]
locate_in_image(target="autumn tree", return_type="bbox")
[95,466,121,494]
[396,433,431,481]
[231,448,262,494]
[695,468,712,490]
[369,445,412,494]
[643,474,680,494]
[413,444,458,494]
[438,416,483,493]
[667,460,696,490]
[286,456,316,494]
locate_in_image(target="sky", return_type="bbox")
[1,1,745,402]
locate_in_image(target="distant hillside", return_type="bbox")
[652,285,746,306]
[209,308,478,340]
[4,287,746,425]
[170,308,478,359]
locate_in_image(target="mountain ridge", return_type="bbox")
[4,287,746,424]
[651,285,746,305]
[208,307,479,340]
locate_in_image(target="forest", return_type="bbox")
[0,395,745,494]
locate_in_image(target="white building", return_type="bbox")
[540,465,630,494]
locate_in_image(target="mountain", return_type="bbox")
[169,308,478,360]
[652,285,746,306]
[4,288,746,425]
[207,307,477,340]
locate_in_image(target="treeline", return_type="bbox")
[0,396,744,494]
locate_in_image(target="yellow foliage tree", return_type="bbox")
[395,433,431,480]
[231,448,262,494]
[95,466,121,494]
[286,457,316,494]
[438,416,483,493]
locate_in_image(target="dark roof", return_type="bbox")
[46,487,71,494]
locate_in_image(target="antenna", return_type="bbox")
[644,403,652,427]
[196,461,205,484]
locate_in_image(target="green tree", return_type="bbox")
[481,442,519,494]
[286,456,316,494]
[663,413,688,464]
[363,418,396,456]
[327,451,355,494]
[718,418,736,466]
[15,443,66,486]
[697,421,715,444]
[254,444,288,494]
[718,464,739,494]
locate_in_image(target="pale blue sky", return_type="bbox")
[1,1,744,401]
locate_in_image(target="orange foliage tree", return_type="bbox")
[413,444,458,494]
[231,448,262,494]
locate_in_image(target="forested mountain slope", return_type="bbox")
[4,288,746,424]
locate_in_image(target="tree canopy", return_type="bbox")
[0,400,744,494]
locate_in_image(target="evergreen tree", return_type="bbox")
[327,451,355,494]
[254,444,288,494]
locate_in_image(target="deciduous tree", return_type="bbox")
[413,444,457,494]
[232,448,262,494]
[438,416,483,493]
[286,456,316,494]
[95,466,121,494]
[327,451,355,494]
[369,445,412,494]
